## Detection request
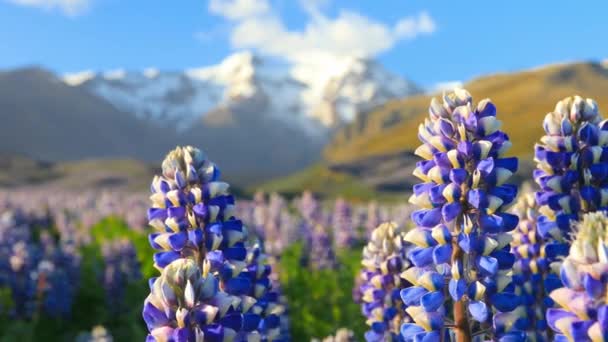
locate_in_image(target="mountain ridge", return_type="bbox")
[1,52,419,186]
[262,60,608,198]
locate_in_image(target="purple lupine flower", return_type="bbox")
[143,146,284,341]
[400,88,522,341]
[0,210,81,319]
[533,95,607,243]
[357,222,410,341]
[365,202,381,239]
[511,96,608,340]
[101,239,141,311]
[509,190,554,341]
[546,212,608,341]
[297,191,322,225]
[332,198,355,249]
[309,224,337,270]
[245,241,289,340]
[265,193,292,256]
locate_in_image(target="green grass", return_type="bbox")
[279,243,366,340]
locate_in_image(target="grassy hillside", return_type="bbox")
[264,62,608,198]
[0,155,158,191]
[255,164,389,201]
[325,62,608,163]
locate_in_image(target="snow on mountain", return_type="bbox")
[309,57,421,125]
[62,51,419,136]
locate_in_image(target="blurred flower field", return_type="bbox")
[0,188,414,341]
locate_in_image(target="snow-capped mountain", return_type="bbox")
[62,51,420,137]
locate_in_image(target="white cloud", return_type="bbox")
[395,12,436,39]
[6,0,91,16]
[209,0,436,64]
[208,0,270,20]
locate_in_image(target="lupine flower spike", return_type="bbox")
[509,190,553,341]
[546,212,608,341]
[516,96,608,340]
[534,96,608,248]
[357,222,410,341]
[143,146,285,341]
[401,88,522,341]
[332,198,355,249]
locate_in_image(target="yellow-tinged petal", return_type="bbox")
[496,168,513,186]
[477,140,493,159]
[428,166,444,184]
[413,167,430,182]
[401,267,423,286]
[588,322,603,342]
[404,229,432,247]
[550,287,578,311]
[446,149,462,168]
[415,144,434,160]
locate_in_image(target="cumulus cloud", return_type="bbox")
[208,0,436,64]
[6,0,91,16]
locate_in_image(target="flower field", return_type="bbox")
[0,186,414,341]
[2,88,608,341]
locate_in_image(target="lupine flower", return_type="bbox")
[143,146,284,341]
[357,222,410,341]
[297,191,322,224]
[518,96,608,340]
[309,224,337,270]
[534,96,608,244]
[332,198,355,249]
[365,202,381,239]
[251,191,268,240]
[509,190,558,341]
[0,210,80,319]
[101,239,142,311]
[400,88,522,341]
[546,212,608,341]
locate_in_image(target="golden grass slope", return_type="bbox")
[325,62,608,163]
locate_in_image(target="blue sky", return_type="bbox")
[2,0,608,87]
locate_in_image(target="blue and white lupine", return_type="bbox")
[101,239,142,311]
[509,191,553,341]
[332,198,355,249]
[534,96,608,243]
[309,223,337,270]
[0,210,80,319]
[143,146,284,341]
[546,212,608,341]
[400,88,522,341]
[357,222,410,342]
[297,191,322,225]
[513,96,608,340]
[365,202,382,239]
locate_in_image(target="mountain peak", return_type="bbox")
[62,53,419,135]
